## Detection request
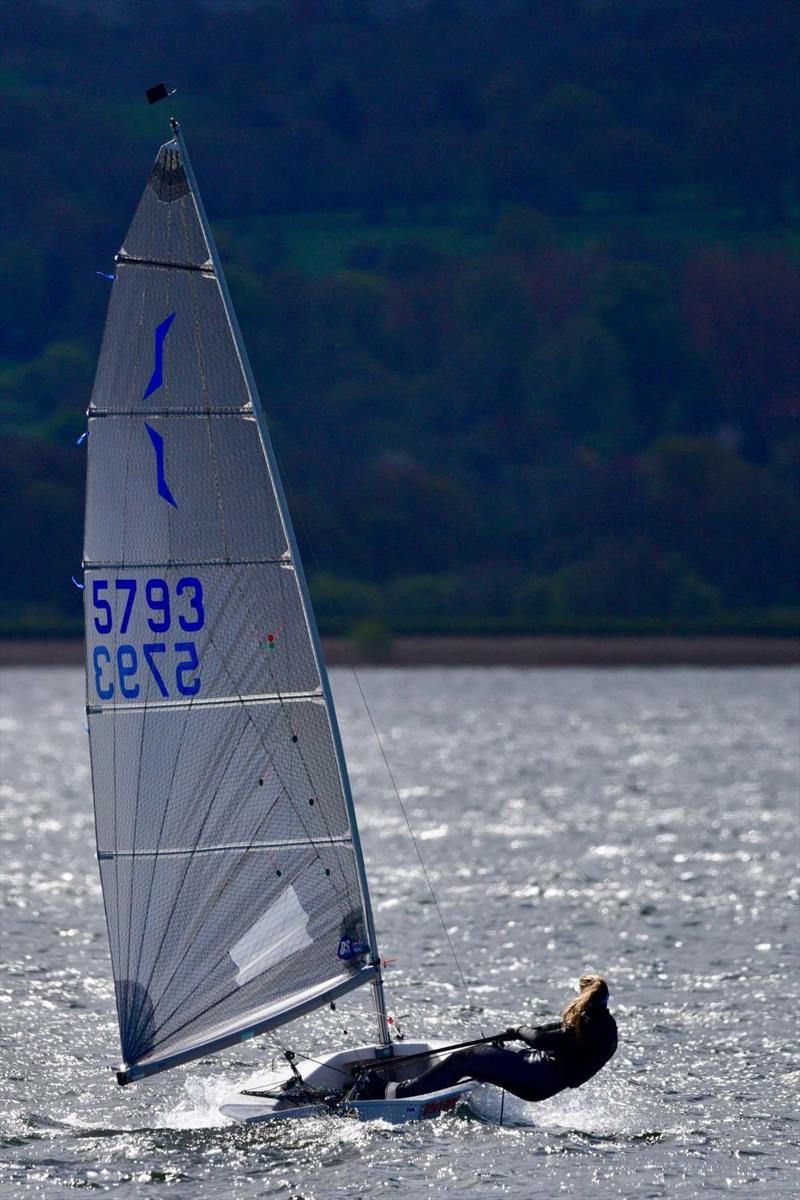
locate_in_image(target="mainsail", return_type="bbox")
[83,124,385,1083]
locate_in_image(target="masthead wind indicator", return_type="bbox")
[145,82,176,105]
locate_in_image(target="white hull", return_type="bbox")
[219,1041,473,1124]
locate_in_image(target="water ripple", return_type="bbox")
[1,666,798,1197]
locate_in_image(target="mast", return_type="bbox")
[169,118,391,1048]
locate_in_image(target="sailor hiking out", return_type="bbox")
[353,974,617,1103]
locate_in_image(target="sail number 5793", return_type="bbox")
[91,576,205,701]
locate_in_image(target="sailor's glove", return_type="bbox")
[500,1027,519,1041]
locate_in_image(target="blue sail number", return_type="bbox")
[176,577,204,630]
[93,646,114,699]
[91,576,204,700]
[91,576,204,634]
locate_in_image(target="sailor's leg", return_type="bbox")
[395,1044,564,1102]
[393,1048,477,1097]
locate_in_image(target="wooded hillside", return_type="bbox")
[2,0,798,637]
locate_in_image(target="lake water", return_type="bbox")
[1,666,798,1198]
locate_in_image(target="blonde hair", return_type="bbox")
[560,974,609,1039]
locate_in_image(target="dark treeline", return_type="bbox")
[1,0,798,636]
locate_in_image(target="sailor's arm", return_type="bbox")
[502,1021,562,1049]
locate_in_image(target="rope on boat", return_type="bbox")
[347,666,485,1037]
[292,502,483,1036]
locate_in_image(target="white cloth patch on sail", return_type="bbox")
[120,143,210,268]
[230,885,314,986]
[84,139,373,1077]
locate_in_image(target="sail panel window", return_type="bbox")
[230,885,314,986]
[120,141,210,268]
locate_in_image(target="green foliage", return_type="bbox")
[350,619,394,661]
[522,317,631,451]
[551,538,721,621]
[1,341,92,436]
[0,438,84,634]
[310,575,384,633]
[1,0,798,637]
[386,575,465,626]
[639,438,800,606]
[512,577,556,623]
[494,208,556,258]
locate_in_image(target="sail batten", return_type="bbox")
[84,132,382,1078]
[116,255,216,275]
[88,690,323,716]
[87,413,252,419]
[85,555,292,567]
[99,835,354,859]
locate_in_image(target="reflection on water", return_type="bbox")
[1,667,798,1197]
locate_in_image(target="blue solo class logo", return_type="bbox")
[144,423,177,508]
[143,312,178,507]
[144,311,176,399]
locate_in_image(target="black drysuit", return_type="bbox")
[394,1008,618,1102]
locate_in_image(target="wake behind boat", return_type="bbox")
[81,116,475,1124]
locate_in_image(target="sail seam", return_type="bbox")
[87,689,323,714]
[98,836,352,859]
[88,410,252,418]
[116,254,215,275]
[83,557,292,568]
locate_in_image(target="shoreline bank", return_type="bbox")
[1,636,798,669]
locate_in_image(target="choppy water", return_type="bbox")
[1,666,798,1198]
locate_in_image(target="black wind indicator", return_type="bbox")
[145,82,176,105]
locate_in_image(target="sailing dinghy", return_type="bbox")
[82,121,472,1124]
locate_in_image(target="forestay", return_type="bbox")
[83,134,378,1083]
